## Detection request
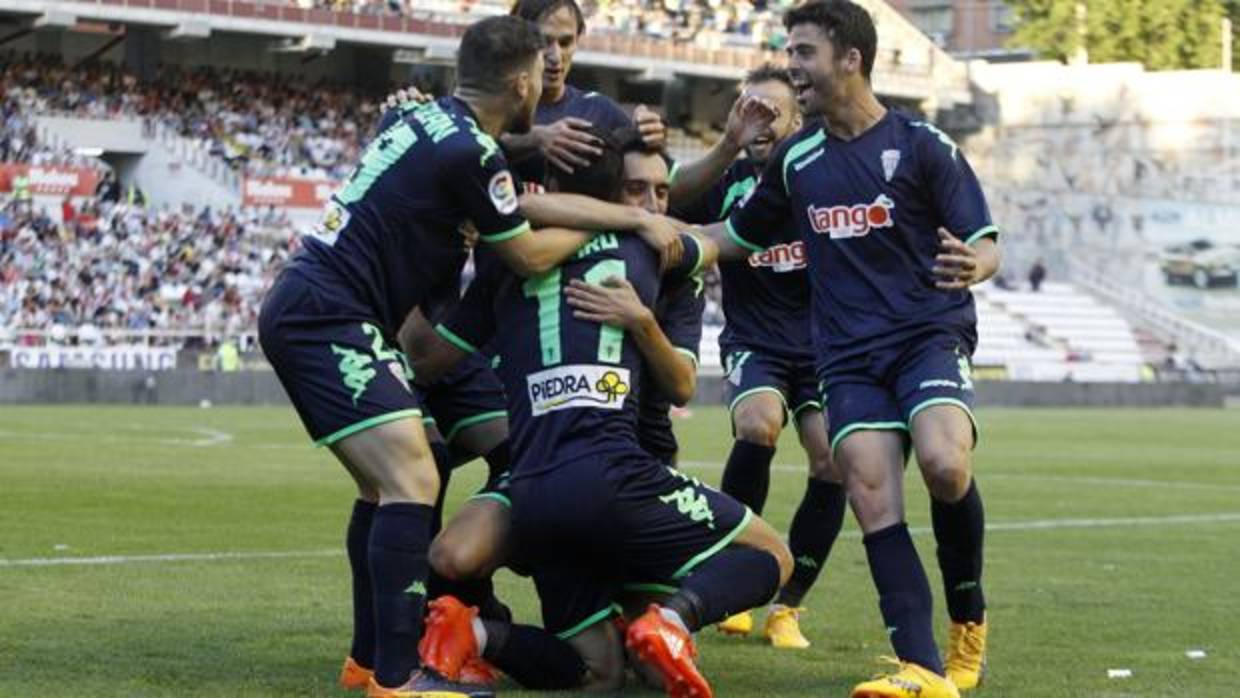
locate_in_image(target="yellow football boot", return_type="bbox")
[763,606,810,649]
[945,617,987,690]
[852,659,961,698]
[717,610,753,636]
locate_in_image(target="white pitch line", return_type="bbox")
[5,513,1240,569]
[677,460,1240,493]
[0,549,340,568]
[0,427,234,448]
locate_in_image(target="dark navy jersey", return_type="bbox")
[636,270,705,464]
[727,111,999,371]
[675,157,811,359]
[512,85,633,187]
[439,233,702,481]
[289,96,530,337]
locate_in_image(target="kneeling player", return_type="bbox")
[406,143,792,698]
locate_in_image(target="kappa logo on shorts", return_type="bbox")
[659,469,716,529]
[332,345,377,406]
[526,364,631,416]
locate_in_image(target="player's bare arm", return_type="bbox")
[693,221,755,263]
[401,308,469,386]
[669,95,779,205]
[932,228,1002,290]
[518,192,685,271]
[564,276,697,406]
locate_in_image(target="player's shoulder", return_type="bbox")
[893,111,962,162]
[422,97,507,169]
[775,121,828,185]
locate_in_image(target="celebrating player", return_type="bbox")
[673,63,846,650]
[260,15,683,697]
[694,2,1000,696]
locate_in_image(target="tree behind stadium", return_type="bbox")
[1007,0,1233,70]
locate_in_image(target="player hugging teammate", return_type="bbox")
[259,2,1000,698]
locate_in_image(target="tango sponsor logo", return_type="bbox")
[807,194,895,239]
[748,241,806,272]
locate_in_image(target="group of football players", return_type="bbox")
[258,1,1002,697]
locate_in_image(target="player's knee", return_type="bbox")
[734,408,781,447]
[771,540,794,586]
[428,536,469,580]
[919,443,972,503]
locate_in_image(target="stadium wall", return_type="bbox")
[1,370,1235,408]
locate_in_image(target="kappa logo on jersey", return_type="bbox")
[807,194,895,239]
[748,241,807,272]
[488,170,519,215]
[527,364,631,416]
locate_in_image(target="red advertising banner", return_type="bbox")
[242,177,335,208]
[0,163,101,196]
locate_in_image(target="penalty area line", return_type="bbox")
[0,549,340,568]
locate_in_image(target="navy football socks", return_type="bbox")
[864,522,943,674]
[777,478,846,607]
[480,621,588,689]
[720,440,776,515]
[345,499,377,668]
[369,503,433,687]
[666,546,781,631]
[931,479,987,624]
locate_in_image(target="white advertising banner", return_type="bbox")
[9,346,178,371]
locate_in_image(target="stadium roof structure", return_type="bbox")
[3,0,974,109]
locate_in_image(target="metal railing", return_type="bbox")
[1068,258,1240,368]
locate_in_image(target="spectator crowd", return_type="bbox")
[0,196,298,346]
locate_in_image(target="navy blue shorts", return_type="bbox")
[259,269,421,446]
[821,330,978,454]
[721,345,822,424]
[507,451,752,638]
[418,353,507,444]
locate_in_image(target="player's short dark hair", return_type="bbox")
[783,0,878,80]
[510,0,586,35]
[457,16,547,93]
[745,63,794,91]
[546,126,624,202]
[614,126,659,157]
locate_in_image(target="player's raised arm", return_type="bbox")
[518,192,684,271]
[668,94,779,206]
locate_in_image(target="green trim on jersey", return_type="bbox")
[782,128,827,191]
[675,347,699,367]
[443,410,508,443]
[684,233,706,278]
[964,224,1001,247]
[434,324,478,355]
[480,220,531,243]
[555,606,617,640]
[719,175,757,218]
[314,409,423,448]
[467,491,512,508]
[622,582,680,595]
[725,218,764,254]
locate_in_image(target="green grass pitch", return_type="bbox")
[2,405,1239,697]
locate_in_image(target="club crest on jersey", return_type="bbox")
[807,194,895,239]
[527,364,631,416]
[488,170,519,215]
[881,149,901,182]
[748,241,806,272]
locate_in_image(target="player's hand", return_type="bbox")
[933,228,985,290]
[633,105,666,150]
[383,85,431,111]
[724,95,780,149]
[533,117,605,173]
[564,276,653,330]
[636,212,684,273]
